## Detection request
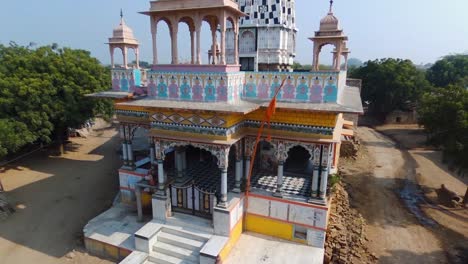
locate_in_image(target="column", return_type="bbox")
[151,17,158,65]
[335,44,342,71]
[312,166,320,197]
[219,168,228,208]
[233,159,242,193]
[311,146,321,198]
[234,23,239,65]
[150,146,156,176]
[123,46,128,69]
[244,157,251,180]
[157,160,165,193]
[135,185,143,222]
[175,149,183,183]
[122,141,128,165]
[190,30,195,64]
[274,161,284,197]
[196,26,201,64]
[110,47,115,68]
[319,146,330,199]
[211,28,217,65]
[220,14,226,65]
[127,141,134,167]
[171,23,179,64]
[181,148,187,178]
[313,44,319,71]
[135,48,140,69]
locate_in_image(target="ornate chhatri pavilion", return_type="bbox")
[85,1,362,263]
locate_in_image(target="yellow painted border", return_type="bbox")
[245,213,294,241]
[218,218,244,262]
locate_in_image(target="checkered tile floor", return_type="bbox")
[251,169,311,197]
[167,161,236,193]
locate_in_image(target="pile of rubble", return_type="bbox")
[340,138,361,159]
[324,183,376,264]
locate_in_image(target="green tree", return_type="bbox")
[418,85,468,169]
[0,43,113,158]
[426,54,468,88]
[350,58,430,119]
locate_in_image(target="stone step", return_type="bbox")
[166,214,213,234]
[153,241,198,262]
[157,232,205,251]
[161,227,210,242]
[148,252,196,264]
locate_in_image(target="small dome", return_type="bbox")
[320,12,339,31]
[108,17,139,46]
[113,19,136,40]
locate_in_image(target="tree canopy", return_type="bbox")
[0,43,113,158]
[426,54,468,88]
[350,58,430,119]
[418,54,468,170]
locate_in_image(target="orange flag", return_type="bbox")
[264,79,286,142]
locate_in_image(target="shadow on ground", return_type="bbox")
[0,129,120,260]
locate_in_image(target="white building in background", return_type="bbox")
[226,0,297,71]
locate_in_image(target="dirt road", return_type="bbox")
[341,127,447,263]
[0,127,119,264]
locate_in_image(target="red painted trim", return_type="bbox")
[246,212,327,232]
[249,193,328,211]
[119,169,147,177]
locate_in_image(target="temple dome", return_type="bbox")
[320,12,339,31]
[108,18,139,45]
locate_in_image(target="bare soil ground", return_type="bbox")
[340,127,449,263]
[0,125,120,264]
[374,124,468,263]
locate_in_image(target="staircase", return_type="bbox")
[146,226,211,264]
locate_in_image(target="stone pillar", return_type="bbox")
[220,13,226,65]
[150,146,156,175]
[122,141,128,165]
[244,157,251,180]
[311,146,321,198]
[127,141,134,168]
[151,17,158,65]
[110,46,115,68]
[319,146,330,199]
[196,27,201,64]
[233,160,242,193]
[219,168,228,208]
[234,23,239,65]
[157,160,165,193]
[312,166,320,197]
[171,23,179,65]
[274,161,284,197]
[190,30,195,64]
[211,29,217,65]
[312,44,320,71]
[135,48,140,69]
[123,46,128,69]
[175,149,183,183]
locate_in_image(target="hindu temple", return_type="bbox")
[85,1,362,263]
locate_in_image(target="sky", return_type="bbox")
[0,0,467,66]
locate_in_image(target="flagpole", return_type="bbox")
[244,78,286,220]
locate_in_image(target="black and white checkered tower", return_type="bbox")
[226,0,297,72]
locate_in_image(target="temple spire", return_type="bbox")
[120,9,124,25]
[329,0,334,13]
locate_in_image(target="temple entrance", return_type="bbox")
[164,146,235,219]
